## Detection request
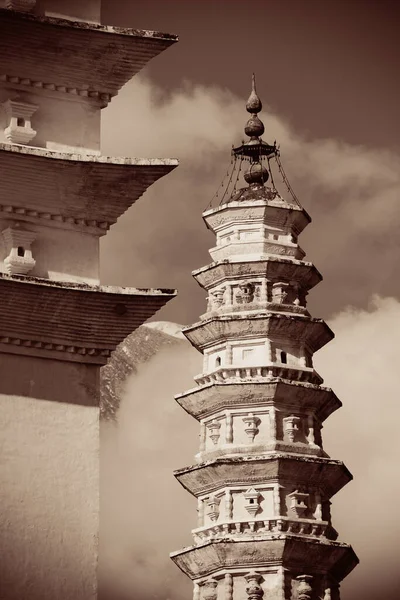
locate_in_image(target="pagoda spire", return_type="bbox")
[171,77,358,600]
[244,73,264,138]
[233,74,277,187]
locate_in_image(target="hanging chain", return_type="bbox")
[220,154,238,206]
[274,151,302,208]
[230,154,243,199]
[207,156,234,209]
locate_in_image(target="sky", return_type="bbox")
[100,0,400,326]
[97,1,400,599]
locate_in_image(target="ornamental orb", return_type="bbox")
[244,163,269,185]
[244,115,265,138]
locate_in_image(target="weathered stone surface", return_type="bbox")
[193,257,322,291]
[174,454,352,498]
[0,273,176,364]
[183,313,333,352]
[203,201,310,236]
[0,8,177,97]
[0,144,178,231]
[175,380,341,422]
[171,536,358,582]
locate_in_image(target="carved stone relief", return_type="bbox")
[236,282,255,304]
[271,282,289,304]
[2,99,38,145]
[243,487,261,517]
[205,496,221,522]
[245,571,264,600]
[2,226,36,276]
[283,415,302,442]
[206,419,221,445]
[296,575,313,600]
[201,578,218,600]
[242,413,260,442]
[288,490,309,518]
[210,286,225,308]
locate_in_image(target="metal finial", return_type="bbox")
[244,73,264,139]
[246,73,262,114]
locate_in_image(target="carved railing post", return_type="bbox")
[245,571,263,599]
[202,578,218,600]
[296,575,313,600]
[225,573,233,600]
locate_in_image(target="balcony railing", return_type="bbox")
[195,364,323,387]
[192,517,337,544]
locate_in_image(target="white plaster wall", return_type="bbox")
[274,343,303,367]
[0,88,101,153]
[231,341,266,366]
[0,220,100,283]
[209,240,299,262]
[0,394,99,600]
[205,341,267,373]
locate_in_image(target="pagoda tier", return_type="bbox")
[193,258,322,296]
[171,76,357,600]
[171,538,358,586]
[0,274,176,365]
[0,8,177,103]
[0,144,178,233]
[175,455,351,498]
[175,380,339,460]
[175,380,341,423]
[183,314,333,352]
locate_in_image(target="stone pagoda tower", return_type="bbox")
[171,76,358,600]
[0,2,177,599]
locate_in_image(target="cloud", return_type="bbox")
[100,297,400,600]
[99,77,400,325]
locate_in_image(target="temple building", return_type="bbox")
[0,2,177,599]
[171,76,358,600]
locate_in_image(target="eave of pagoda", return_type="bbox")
[175,380,341,423]
[174,455,352,499]
[193,256,322,292]
[171,537,358,582]
[0,8,178,102]
[203,199,311,236]
[0,144,178,233]
[0,273,176,365]
[183,314,334,353]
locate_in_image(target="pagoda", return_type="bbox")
[0,2,177,599]
[171,76,358,600]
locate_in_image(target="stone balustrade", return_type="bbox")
[192,517,337,544]
[195,364,323,387]
[202,300,308,321]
